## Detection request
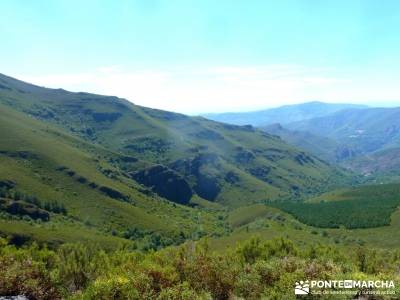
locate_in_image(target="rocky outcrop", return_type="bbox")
[0,198,50,221]
[294,153,315,165]
[335,146,359,160]
[99,186,129,201]
[235,149,255,164]
[131,165,193,205]
[193,174,221,201]
[0,180,16,190]
[169,153,223,201]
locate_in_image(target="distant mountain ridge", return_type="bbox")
[263,123,340,162]
[204,100,400,179]
[263,106,400,178]
[203,101,368,126]
[287,107,400,154]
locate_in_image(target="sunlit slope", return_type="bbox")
[0,73,349,206]
[213,193,400,251]
[0,104,223,245]
[211,183,400,251]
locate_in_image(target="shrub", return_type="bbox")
[83,276,139,300]
[0,236,400,299]
[57,243,109,292]
[0,241,61,299]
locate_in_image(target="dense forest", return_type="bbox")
[269,184,400,229]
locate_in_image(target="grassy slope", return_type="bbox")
[0,73,350,207]
[212,196,400,251]
[0,104,225,247]
[272,184,400,228]
[210,184,400,251]
[213,205,338,250]
[0,104,162,229]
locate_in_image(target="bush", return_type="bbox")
[0,236,399,299]
[57,243,109,292]
[83,276,139,299]
[0,241,61,299]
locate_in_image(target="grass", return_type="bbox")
[228,204,282,228]
[212,207,400,252]
[211,184,400,251]
[212,205,331,251]
[0,219,130,250]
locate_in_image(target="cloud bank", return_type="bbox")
[17,65,399,114]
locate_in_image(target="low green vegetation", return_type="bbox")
[0,101,228,250]
[1,236,399,300]
[228,204,284,228]
[0,185,67,221]
[269,184,400,229]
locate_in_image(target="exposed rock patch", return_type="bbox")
[131,165,193,205]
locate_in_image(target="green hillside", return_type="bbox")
[0,103,226,248]
[0,74,349,208]
[215,183,400,250]
[270,184,400,229]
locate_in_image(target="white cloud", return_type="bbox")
[16,65,398,114]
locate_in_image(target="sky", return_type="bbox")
[1,0,400,114]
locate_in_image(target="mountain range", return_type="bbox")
[203,101,367,126]
[286,107,400,177]
[207,100,400,179]
[286,106,400,154]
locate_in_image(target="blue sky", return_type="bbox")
[1,0,400,113]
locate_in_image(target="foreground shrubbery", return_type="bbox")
[0,237,399,299]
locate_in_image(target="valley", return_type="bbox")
[3,2,400,298]
[2,74,399,250]
[1,74,399,299]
